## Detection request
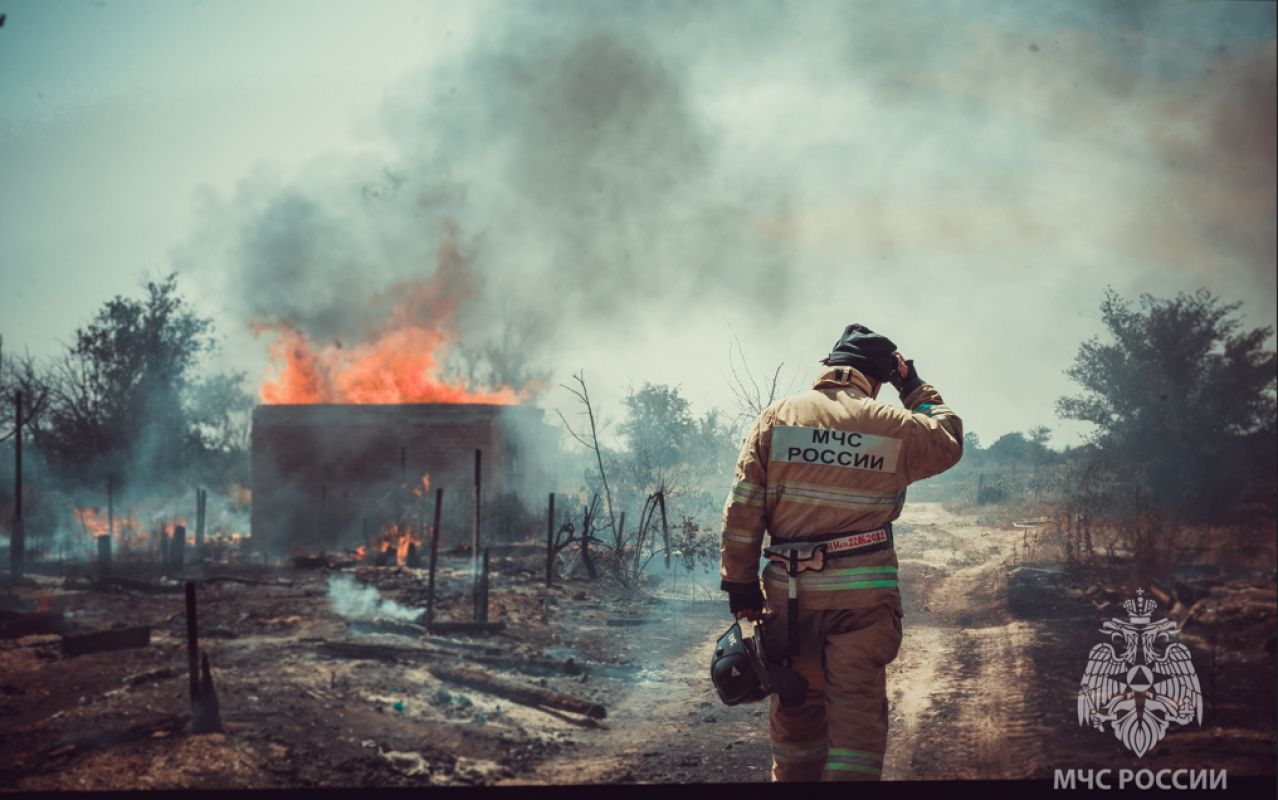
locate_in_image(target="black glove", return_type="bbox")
[889,359,924,398]
[722,580,764,616]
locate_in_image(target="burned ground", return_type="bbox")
[0,504,1274,788]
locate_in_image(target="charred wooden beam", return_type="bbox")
[60,626,150,658]
[185,582,200,703]
[428,620,505,635]
[472,449,482,581]
[428,663,606,720]
[656,490,671,569]
[106,475,114,555]
[122,665,177,688]
[474,547,490,624]
[194,652,223,733]
[96,576,184,594]
[347,618,429,638]
[0,611,66,639]
[195,487,206,551]
[97,535,112,580]
[315,639,634,679]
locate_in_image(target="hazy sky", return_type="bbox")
[2,0,1274,449]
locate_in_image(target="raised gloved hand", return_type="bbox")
[724,580,765,621]
[888,354,924,399]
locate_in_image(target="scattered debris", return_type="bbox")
[0,612,68,639]
[428,664,606,720]
[60,626,151,658]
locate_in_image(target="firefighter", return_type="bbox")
[719,323,963,782]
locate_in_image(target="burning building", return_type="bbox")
[250,403,554,556]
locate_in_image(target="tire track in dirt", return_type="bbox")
[885,503,1047,779]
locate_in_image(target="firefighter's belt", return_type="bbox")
[762,524,894,574]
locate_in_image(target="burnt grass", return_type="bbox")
[0,524,1273,788]
[0,549,682,790]
[1006,560,1276,778]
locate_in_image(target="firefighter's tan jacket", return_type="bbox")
[720,366,963,612]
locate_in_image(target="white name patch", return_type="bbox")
[770,426,902,473]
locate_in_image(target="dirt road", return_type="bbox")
[511,502,1032,783]
[515,501,1275,783]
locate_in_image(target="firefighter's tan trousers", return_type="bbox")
[767,603,903,781]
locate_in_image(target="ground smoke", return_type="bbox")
[326,574,421,622]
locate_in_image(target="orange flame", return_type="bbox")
[368,521,424,566]
[253,229,522,405]
[75,507,147,548]
[414,473,431,497]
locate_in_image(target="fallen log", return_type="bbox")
[604,618,661,627]
[96,576,184,595]
[316,640,453,663]
[428,620,506,635]
[428,663,606,720]
[122,666,177,688]
[0,612,67,639]
[200,575,296,587]
[42,713,189,765]
[347,619,429,638]
[60,626,151,658]
[314,640,625,679]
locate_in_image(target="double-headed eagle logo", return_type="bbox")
[1077,589,1203,757]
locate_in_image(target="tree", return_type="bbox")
[618,383,695,493]
[1056,288,1276,523]
[0,336,51,442]
[36,274,252,489]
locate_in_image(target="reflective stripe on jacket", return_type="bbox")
[720,365,963,611]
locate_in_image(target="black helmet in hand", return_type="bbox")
[711,619,808,707]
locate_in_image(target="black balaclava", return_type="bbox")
[820,324,897,382]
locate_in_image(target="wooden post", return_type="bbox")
[195,488,206,550]
[656,491,671,569]
[171,525,186,573]
[475,547,490,624]
[158,521,169,573]
[107,476,115,556]
[472,449,482,578]
[545,493,555,587]
[426,488,443,631]
[10,391,24,580]
[98,535,112,580]
[185,581,200,707]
